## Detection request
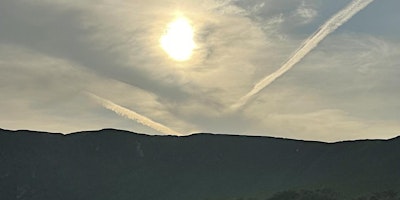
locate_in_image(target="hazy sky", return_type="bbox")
[1,0,399,142]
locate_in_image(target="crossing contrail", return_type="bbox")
[87,92,182,136]
[231,0,375,110]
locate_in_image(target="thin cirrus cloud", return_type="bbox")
[231,0,375,110]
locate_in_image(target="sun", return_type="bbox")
[160,16,196,61]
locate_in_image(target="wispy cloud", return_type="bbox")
[232,0,375,110]
[295,1,317,24]
[87,92,182,136]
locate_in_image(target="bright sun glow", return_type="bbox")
[160,16,196,61]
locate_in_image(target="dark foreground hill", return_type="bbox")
[1,128,400,200]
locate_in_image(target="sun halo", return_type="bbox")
[160,16,196,62]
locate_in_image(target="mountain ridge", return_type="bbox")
[1,128,400,200]
[2,127,399,143]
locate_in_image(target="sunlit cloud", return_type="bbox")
[160,16,196,61]
[251,109,400,142]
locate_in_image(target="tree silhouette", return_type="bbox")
[354,190,400,200]
[267,189,339,200]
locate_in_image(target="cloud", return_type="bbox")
[0,0,399,142]
[232,0,375,110]
[239,34,400,142]
[294,1,318,24]
[87,93,182,136]
[255,109,400,142]
[0,44,114,133]
[0,44,195,134]
[29,0,270,108]
[285,33,400,120]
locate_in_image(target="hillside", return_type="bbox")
[1,129,399,200]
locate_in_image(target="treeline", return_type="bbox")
[210,189,400,200]
[266,189,400,200]
[267,188,339,200]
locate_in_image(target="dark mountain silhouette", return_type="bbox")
[1,128,399,200]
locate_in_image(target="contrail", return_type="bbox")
[232,0,374,110]
[87,92,182,136]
